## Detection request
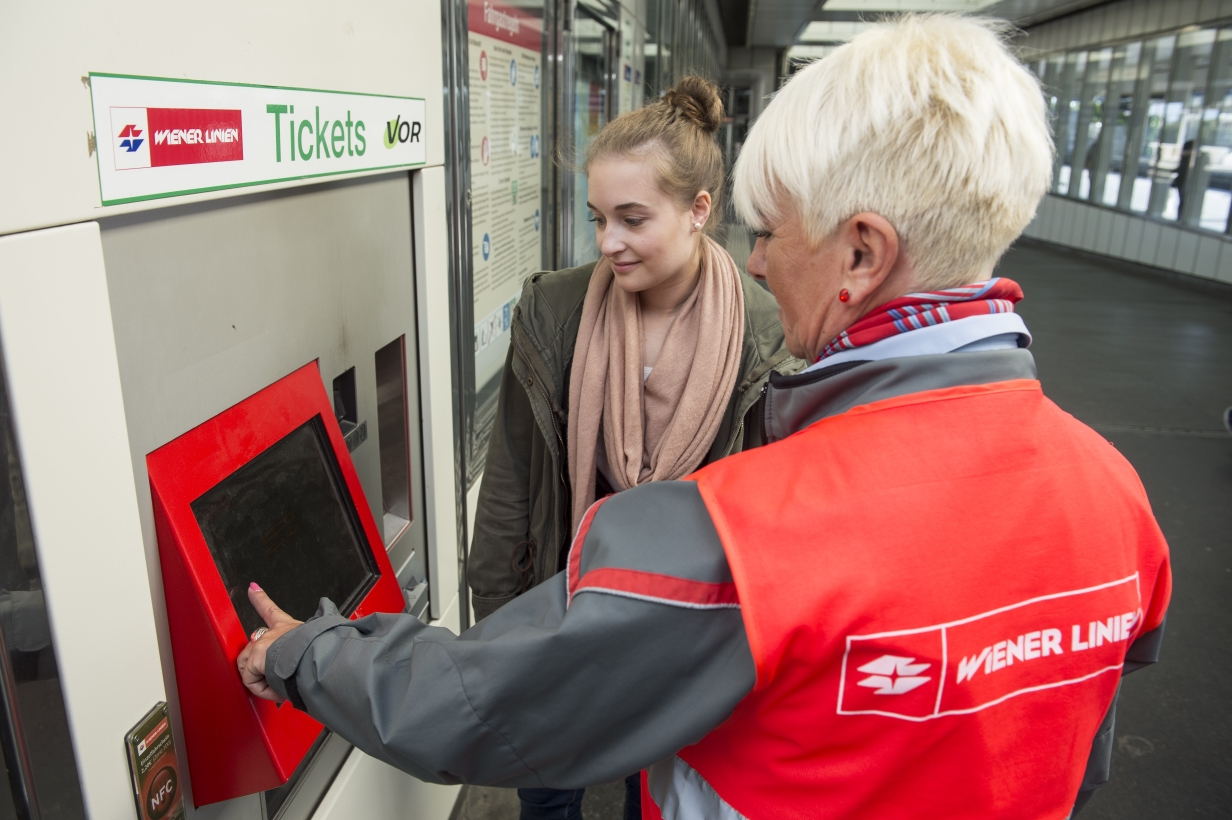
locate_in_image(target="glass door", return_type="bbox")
[569,6,618,267]
[0,352,85,820]
[1182,27,1232,231]
[1068,47,1111,201]
[1053,51,1087,195]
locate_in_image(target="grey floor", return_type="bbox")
[456,781,627,820]
[456,239,1232,818]
[1006,240,1232,817]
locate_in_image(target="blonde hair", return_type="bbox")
[585,76,726,234]
[733,14,1053,289]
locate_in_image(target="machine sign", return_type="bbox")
[90,73,426,205]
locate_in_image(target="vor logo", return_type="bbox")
[117,124,144,153]
[856,655,931,695]
[383,114,422,149]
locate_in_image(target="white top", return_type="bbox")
[800,312,1031,375]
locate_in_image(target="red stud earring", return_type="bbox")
[839,289,850,303]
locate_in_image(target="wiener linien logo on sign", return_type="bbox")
[89,73,427,206]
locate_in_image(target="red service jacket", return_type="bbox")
[650,379,1171,819]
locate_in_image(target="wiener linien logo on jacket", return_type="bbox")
[856,655,931,695]
[838,575,1145,721]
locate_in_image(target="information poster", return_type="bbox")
[468,0,544,393]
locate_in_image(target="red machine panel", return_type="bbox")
[147,362,405,806]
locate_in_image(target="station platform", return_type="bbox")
[1009,239,1232,818]
[456,238,1232,820]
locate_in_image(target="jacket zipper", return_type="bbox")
[730,363,780,454]
[757,382,770,444]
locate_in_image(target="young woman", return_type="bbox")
[467,76,799,819]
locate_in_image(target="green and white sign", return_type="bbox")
[90,73,426,206]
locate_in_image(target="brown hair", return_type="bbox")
[584,76,726,234]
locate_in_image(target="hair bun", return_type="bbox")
[664,76,723,134]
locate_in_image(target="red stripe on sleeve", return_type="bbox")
[566,498,607,607]
[574,567,739,609]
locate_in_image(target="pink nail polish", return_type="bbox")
[250,582,262,591]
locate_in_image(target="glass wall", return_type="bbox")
[569,3,619,267]
[566,0,724,267]
[1034,22,1232,235]
[643,0,723,101]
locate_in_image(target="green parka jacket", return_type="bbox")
[468,261,802,621]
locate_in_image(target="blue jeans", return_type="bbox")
[518,774,642,820]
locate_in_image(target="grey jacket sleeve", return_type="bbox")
[467,343,537,620]
[264,481,754,789]
[1072,617,1168,816]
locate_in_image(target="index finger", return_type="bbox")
[247,583,295,629]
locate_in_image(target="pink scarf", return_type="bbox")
[567,237,745,534]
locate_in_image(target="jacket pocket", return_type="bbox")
[471,592,520,622]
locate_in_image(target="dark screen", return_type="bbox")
[191,416,379,637]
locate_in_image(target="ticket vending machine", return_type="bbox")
[0,1,464,819]
[147,363,407,805]
[96,172,458,819]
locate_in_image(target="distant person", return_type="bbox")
[239,16,1171,818]
[474,75,796,819]
[1173,139,1196,217]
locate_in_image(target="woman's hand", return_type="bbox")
[236,583,303,701]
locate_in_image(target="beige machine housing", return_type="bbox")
[0,2,464,818]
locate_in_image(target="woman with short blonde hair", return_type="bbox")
[735,14,1053,293]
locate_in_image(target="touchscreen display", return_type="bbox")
[191,415,379,637]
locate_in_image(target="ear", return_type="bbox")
[839,212,901,304]
[690,191,713,229]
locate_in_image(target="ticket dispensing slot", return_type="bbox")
[332,367,357,437]
[147,362,405,806]
[375,336,411,547]
[374,335,429,619]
